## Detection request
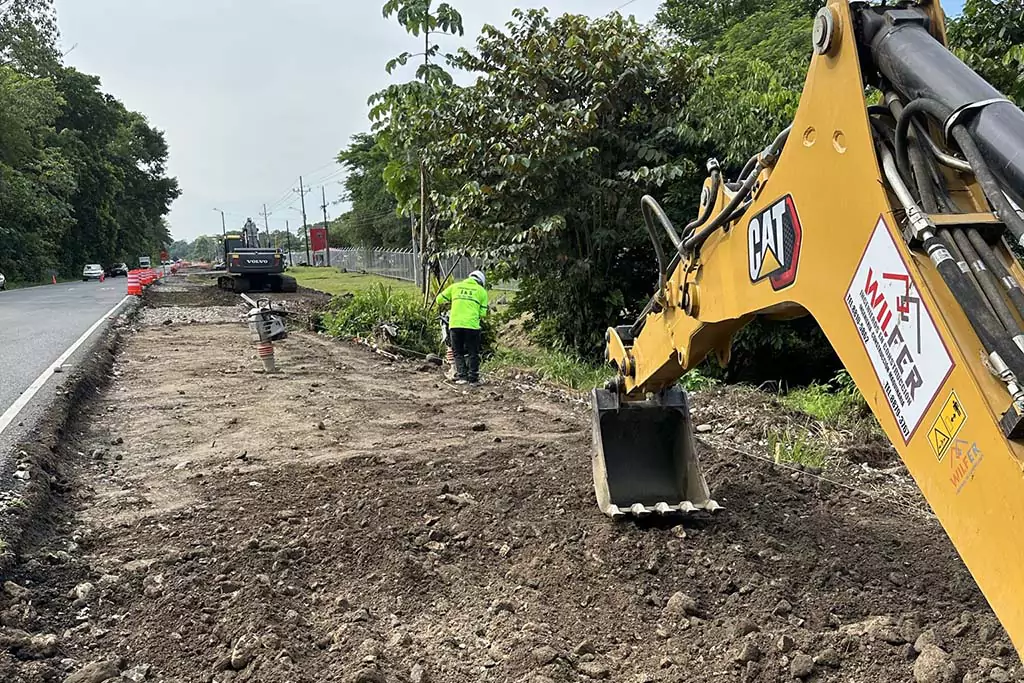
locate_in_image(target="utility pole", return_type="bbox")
[260,204,272,248]
[297,176,311,265]
[286,220,294,267]
[321,186,331,268]
[214,209,227,237]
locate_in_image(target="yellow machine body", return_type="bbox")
[596,0,1024,656]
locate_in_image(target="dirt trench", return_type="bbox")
[0,277,1019,683]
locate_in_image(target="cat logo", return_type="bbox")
[747,194,803,291]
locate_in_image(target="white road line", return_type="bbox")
[0,295,130,437]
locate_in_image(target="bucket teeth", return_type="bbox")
[654,502,673,515]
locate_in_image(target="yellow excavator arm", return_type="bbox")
[593,0,1024,656]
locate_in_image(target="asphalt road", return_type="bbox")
[0,279,127,421]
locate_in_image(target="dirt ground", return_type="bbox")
[0,276,1020,683]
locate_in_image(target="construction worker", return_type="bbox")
[435,270,488,385]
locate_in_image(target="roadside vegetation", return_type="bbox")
[0,1,178,286]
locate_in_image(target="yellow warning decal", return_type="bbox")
[929,390,966,461]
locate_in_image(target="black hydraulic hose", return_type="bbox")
[737,155,759,184]
[681,168,722,239]
[950,125,1024,245]
[967,228,1024,327]
[922,233,1024,379]
[909,128,1007,325]
[641,195,677,300]
[895,97,952,185]
[684,165,762,252]
[950,227,1020,332]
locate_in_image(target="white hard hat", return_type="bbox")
[469,270,486,286]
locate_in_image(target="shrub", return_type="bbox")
[322,283,440,356]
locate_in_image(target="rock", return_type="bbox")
[790,652,814,679]
[733,641,762,664]
[532,645,559,666]
[733,618,759,638]
[3,581,30,601]
[111,436,124,445]
[488,599,515,614]
[914,629,938,654]
[696,424,713,433]
[665,592,699,617]
[772,599,792,617]
[71,582,94,602]
[26,633,59,658]
[91,449,105,460]
[574,640,597,656]
[121,664,151,682]
[913,645,957,683]
[317,421,326,431]
[776,634,795,653]
[410,663,430,683]
[471,422,487,432]
[348,670,386,683]
[977,657,1001,670]
[814,647,840,668]
[990,668,1010,683]
[386,631,412,648]
[577,660,611,679]
[230,635,258,670]
[64,659,121,683]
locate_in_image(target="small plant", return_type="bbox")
[768,427,827,469]
[781,371,868,425]
[680,368,720,392]
[483,346,613,391]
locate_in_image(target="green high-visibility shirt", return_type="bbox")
[436,278,489,330]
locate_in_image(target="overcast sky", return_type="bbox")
[54,0,964,243]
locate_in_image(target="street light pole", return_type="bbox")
[213,208,227,237]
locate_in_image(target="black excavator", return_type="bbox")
[217,218,298,294]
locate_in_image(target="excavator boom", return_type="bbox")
[595,0,1024,656]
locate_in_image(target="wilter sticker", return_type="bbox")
[845,218,954,442]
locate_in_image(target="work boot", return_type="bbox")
[453,355,468,383]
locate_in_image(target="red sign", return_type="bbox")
[310,227,328,252]
[160,250,169,261]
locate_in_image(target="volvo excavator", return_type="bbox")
[593,0,1024,657]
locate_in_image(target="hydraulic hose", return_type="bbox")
[967,229,1024,332]
[681,165,723,239]
[683,167,761,252]
[641,195,677,301]
[879,138,1024,378]
[950,125,1024,246]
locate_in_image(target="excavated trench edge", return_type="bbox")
[0,298,141,577]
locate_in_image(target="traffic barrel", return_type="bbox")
[127,270,142,295]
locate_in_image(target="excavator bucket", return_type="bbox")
[591,387,720,518]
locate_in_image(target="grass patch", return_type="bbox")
[768,427,827,469]
[289,266,419,296]
[484,347,613,391]
[781,371,868,426]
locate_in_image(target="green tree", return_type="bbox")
[948,0,1024,107]
[424,10,708,356]
[370,0,464,292]
[336,133,408,248]
[0,0,58,74]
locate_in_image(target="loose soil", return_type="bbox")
[0,275,1019,683]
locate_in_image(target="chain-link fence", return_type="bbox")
[290,248,518,292]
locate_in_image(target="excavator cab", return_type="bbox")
[591,386,719,517]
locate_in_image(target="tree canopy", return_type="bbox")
[0,1,178,284]
[333,0,1019,369]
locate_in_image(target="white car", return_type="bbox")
[0,272,5,290]
[82,264,104,281]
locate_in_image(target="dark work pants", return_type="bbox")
[450,327,481,382]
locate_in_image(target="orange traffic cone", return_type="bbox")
[51,275,56,284]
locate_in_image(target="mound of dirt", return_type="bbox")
[0,282,1018,683]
